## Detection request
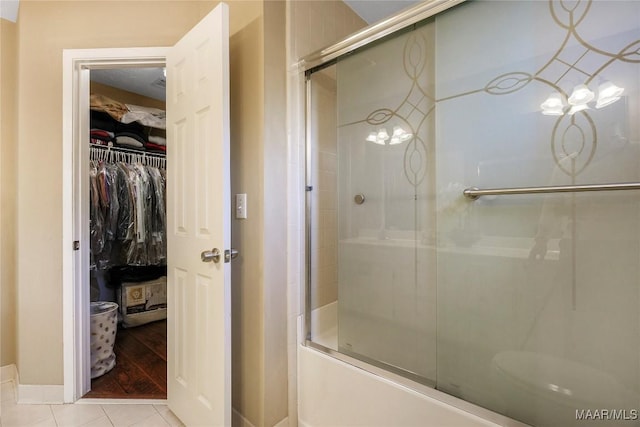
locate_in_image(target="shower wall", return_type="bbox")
[309,70,339,313]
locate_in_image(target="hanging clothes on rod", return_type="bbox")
[89,144,166,270]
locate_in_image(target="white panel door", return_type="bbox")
[166,3,230,426]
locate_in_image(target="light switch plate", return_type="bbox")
[236,193,247,219]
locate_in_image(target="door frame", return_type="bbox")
[62,47,169,403]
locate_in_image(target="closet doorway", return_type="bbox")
[84,66,168,400]
[63,4,232,424]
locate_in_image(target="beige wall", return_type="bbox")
[262,2,288,425]
[230,1,288,425]
[230,9,265,426]
[1,17,18,368]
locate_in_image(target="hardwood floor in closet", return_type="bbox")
[85,320,167,399]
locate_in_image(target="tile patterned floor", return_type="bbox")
[0,381,184,427]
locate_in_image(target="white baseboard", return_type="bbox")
[2,365,65,404]
[274,417,289,427]
[232,408,288,427]
[1,364,17,383]
[17,384,64,404]
[232,408,256,427]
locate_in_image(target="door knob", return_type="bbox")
[201,248,221,263]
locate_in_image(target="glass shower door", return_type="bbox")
[434,1,640,425]
[307,1,640,425]
[334,20,438,383]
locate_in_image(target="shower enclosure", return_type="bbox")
[305,1,640,425]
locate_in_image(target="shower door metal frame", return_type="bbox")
[301,0,526,425]
[300,0,464,70]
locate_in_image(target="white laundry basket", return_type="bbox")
[90,301,118,379]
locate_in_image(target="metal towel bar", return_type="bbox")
[463,182,640,200]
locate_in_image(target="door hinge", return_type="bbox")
[73,241,80,251]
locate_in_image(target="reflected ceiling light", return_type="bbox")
[568,84,595,106]
[540,92,566,116]
[366,127,411,145]
[596,80,624,108]
[366,130,386,145]
[389,126,412,145]
[568,103,589,115]
[541,80,624,115]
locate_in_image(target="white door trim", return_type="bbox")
[62,47,169,403]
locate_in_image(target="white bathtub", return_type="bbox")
[298,341,526,427]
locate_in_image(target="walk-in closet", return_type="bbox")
[85,68,168,399]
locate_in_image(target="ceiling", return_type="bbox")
[88,1,419,103]
[344,0,420,24]
[0,0,19,22]
[0,0,420,26]
[91,68,166,102]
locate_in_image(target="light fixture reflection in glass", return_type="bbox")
[366,130,386,145]
[541,80,624,115]
[568,103,589,115]
[366,126,412,145]
[568,84,595,106]
[540,92,566,116]
[596,81,624,108]
[391,126,413,144]
[366,132,378,143]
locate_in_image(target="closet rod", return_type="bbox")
[89,143,166,158]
